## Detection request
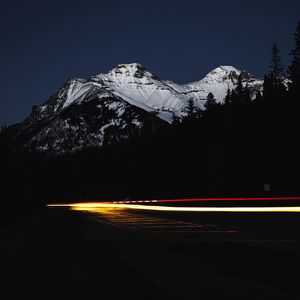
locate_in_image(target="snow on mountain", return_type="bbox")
[164,65,262,104]
[28,97,164,154]
[7,63,263,154]
[35,63,263,124]
[182,66,243,100]
[90,64,188,122]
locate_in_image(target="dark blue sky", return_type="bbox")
[1,0,299,125]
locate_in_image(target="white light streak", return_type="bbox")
[47,203,300,213]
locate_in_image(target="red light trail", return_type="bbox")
[111,196,300,204]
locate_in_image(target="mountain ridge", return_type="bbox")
[4,63,263,154]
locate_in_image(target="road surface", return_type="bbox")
[70,204,300,299]
[1,205,300,299]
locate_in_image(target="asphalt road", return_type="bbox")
[71,205,300,299]
[1,206,300,299]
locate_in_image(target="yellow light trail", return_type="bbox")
[47,203,300,213]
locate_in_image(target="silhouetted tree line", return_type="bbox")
[1,22,300,211]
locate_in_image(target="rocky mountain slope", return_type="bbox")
[5,63,263,155]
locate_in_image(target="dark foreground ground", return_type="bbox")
[1,207,300,299]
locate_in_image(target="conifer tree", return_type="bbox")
[186,98,196,117]
[224,88,231,106]
[184,98,201,120]
[235,75,244,98]
[231,74,251,105]
[224,89,232,130]
[254,91,262,102]
[264,43,285,98]
[172,112,181,126]
[269,43,284,84]
[204,92,217,111]
[288,21,300,95]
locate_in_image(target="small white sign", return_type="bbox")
[264,183,271,192]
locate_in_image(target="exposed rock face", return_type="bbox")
[6,63,263,155]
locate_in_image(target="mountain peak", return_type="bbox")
[116,63,145,70]
[200,65,241,84]
[90,62,160,83]
[218,65,241,73]
[108,63,148,79]
[207,65,241,77]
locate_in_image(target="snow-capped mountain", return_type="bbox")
[6,63,263,154]
[34,63,262,123]
[90,64,262,122]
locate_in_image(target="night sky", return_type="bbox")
[1,0,299,125]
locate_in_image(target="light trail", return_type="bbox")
[111,196,300,204]
[48,196,300,208]
[48,202,300,213]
